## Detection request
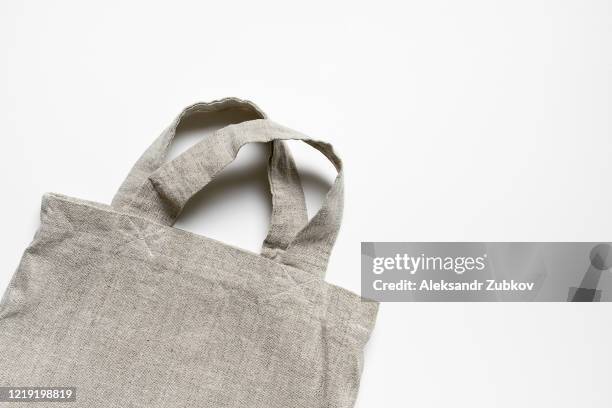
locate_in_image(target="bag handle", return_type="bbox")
[124,119,343,278]
[112,98,308,260]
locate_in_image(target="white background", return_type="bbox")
[1,1,611,407]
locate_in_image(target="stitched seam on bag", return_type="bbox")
[120,217,156,257]
[39,196,373,326]
[278,264,316,304]
[23,229,366,325]
[34,222,299,292]
[33,227,374,332]
[260,265,318,307]
[45,194,286,268]
[45,193,328,280]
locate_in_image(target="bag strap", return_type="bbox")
[124,119,343,278]
[112,98,308,261]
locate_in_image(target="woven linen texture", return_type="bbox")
[0,98,378,408]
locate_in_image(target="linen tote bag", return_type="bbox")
[0,98,378,407]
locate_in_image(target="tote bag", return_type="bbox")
[0,98,378,407]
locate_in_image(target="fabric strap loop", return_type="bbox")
[126,119,343,278]
[112,98,308,261]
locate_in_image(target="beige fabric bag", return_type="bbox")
[0,98,378,407]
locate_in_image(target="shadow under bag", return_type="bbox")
[0,98,378,407]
